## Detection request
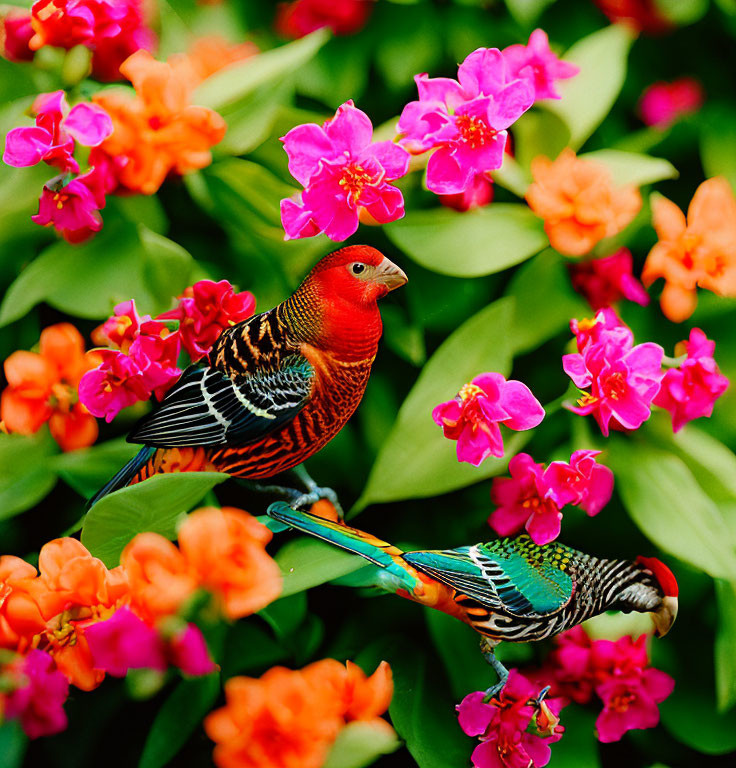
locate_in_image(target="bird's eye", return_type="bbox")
[350,263,366,275]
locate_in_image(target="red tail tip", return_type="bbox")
[637,556,679,597]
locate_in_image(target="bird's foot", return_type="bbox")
[480,641,509,703]
[291,465,344,519]
[242,480,305,505]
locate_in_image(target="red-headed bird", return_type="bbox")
[90,246,407,506]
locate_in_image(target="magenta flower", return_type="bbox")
[398,48,534,194]
[654,328,729,432]
[2,9,34,62]
[4,650,69,739]
[158,279,256,361]
[638,78,704,130]
[86,607,167,676]
[168,624,217,676]
[457,670,564,768]
[543,450,614,516]
[4,91,112,173]
[502,29,579,101]
[489,453,563,545]
[568,249,650,311]
[433,373,545,466]
[280,101,410,241]
[92,299,145,352]
[439,173,494,212]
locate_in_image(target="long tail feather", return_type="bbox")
[88,445,156,508]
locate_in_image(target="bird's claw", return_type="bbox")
[291,465,344,519]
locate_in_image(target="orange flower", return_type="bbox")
[526,149,642,257]
[177,507,282,620]
[120,532,198,622]
[204,659,394,768]
[642,177,736,322]
[0,556,45,651]
[169,35,257,85]
[92,48,228,195]
[1,323,98,451]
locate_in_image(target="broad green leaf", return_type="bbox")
[607,441,736,580]
[385,206,547,278]
[700,102,736,192]
[276,537,368,597]
[715,579,736,712]
[194,29,329,111]
[139,225,194,309]
[323,721,401,768]
[505,250,588,355]
[504,0,555,24]
[657,0,709,24]
[0,721,26,768]
[81,472,229,567]
[548,707,600,768]
[355,298,517,510]
[0,432,57,520]
[296,36,370,104]
[138,674,220,768]
[513,108,571,171]
[543,25,634,148]
[52,439,139,499]
[491,155,530,197]
[221,621,289,678]
[580,149,678,187]
[259,592,308,639]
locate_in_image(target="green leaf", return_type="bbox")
[52,439,139,499]
[194,29,329,111]
[700,102,736,192]
[715,579,736,712]
[657,0,709,24]
[513,108,571,171]
[323,721,401,768]
[259,592,308,639]
[355,298,517,510]
[503,0,556,25]
[547,707,600,768]
[543,25,634,149]
[0,432,58,520]
[579,149,678,187]
[385,206,547,278]
[276,537,369,598]
[139,226,194,309]
[0,721,26,768]
[138,674,220,768]
[607,441,736,580]
[505,250,588,355]
[81,472,229,567]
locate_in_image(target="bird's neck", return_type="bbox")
[281,286,383,362]
[575,557,663,617]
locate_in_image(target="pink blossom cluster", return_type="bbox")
[638,78,704,130]
[568,248,650,311]
[2,90,114,243]
[539,627,674,743]
[79,280,255,422]
[654,328,729,432]
[489,450,614,545]
[275,0,372,38]
[563,308,665,436]
[457,669,565,768]
[432,373,545,467]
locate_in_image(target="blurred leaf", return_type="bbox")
[0,58,39,102]
[607,441,736,580]
[139,225,194,309]
[382,305,426,366]
[0,432,57,520]
[505,249,588,355]
[296,36,370,104]
[355,298,518,509]
[195,29,329,111]
[491,155,530,197]
[656,0,709,24]
[0,721,26,768]
[504,0,555,25]
[276,537,369,597]
[108,196,168,235]
[715,579,736,712]
[323,720,401,768]
[700,102,736,192]
[385,206,547,278]
[543,25,634,149]
[547,707,600,768]
[138,674,220,768]
[222,621,288,678]
[580,149,678,187]
[513,108,571,169]
[81,472,229,567]
[259,592,308,639]
[52,439,139,499]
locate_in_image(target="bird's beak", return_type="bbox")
[651,595,678,638]
[374,257,408,292]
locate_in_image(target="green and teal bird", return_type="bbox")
[267,502,679,697]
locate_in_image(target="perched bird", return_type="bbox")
[90,246,407,506]
[267,501,678,697]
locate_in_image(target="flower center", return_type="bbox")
[603,371,627,401]
[339,164,375,203]
[458,383,484,402]
[577,317,598,332]
[456,115,496,149]
[610,691,636,712]
[53,192,69,210]
[577,392,598,408]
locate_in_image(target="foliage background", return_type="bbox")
[1,0,736,766]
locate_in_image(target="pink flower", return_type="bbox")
[4,650,69,739]
[543,450,614,516]
[280,101,410,241]
[4,91,112,173]
[157,279,256,361]
[2,9,34,62]
[457,670,564,768]
[541,626,596,705]
[502,29,579,101]
[398,48,534,195]
[568,249,650,311]
[92,299,144,352]
[433,373,545,466]
[654,328,729,432]
[275,0,372,38]
[439,173,494,212]
[489,453,563,545]
[168,624,217,676]
[639,78,704,130]
[85,607,167,676]
[563,309,664,436]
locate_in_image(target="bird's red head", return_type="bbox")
[636,556,679,597]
